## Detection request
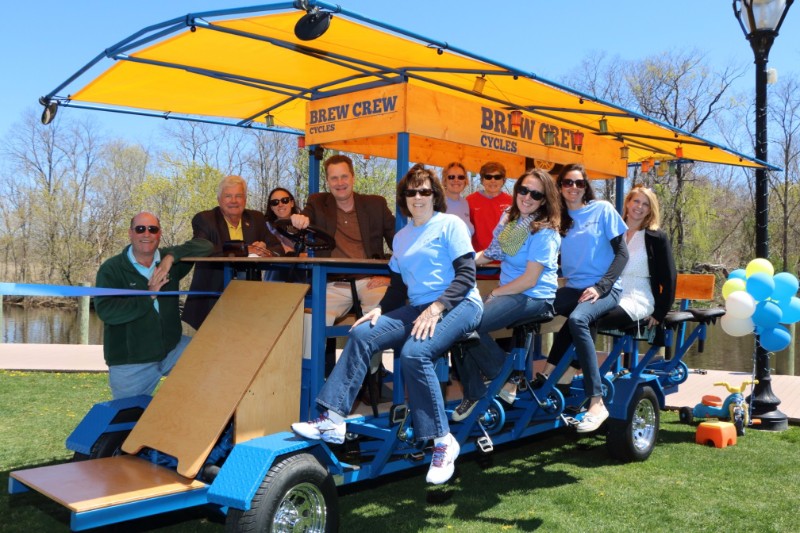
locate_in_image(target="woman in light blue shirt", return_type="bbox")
[541,163,628,434]
[451,168,561,421]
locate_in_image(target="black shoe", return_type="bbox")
[451,398,478,421]
[532,372,549,389]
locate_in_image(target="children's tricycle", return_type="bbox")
[679,380,758,436]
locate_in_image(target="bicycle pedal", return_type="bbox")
[407,451,425,462]
[476,436,494,453]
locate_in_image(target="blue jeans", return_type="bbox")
[455,294,554,400]
[549,287,621,398]
[108,334,190,399]
[317,298,482,441]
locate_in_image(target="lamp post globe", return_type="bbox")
[732,0,793,431]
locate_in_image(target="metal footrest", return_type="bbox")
[476,436,494,453]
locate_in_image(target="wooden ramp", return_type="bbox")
[11,280,307,517]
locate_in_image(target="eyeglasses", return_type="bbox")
[518,187,545,201]
[447,175,467,181]
[561,178,587,189]
[133,225,160,234]
[403,188,434,198]
[269,197,292,206]
[482,174,504,180]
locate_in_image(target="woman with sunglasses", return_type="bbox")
[539,163,628,433]
[265,187,301,254]
[451,168,561,420]
[595,185,676,340]
[292,164,482,485]
[441,162,474,235]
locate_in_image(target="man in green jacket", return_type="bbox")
[95,211,213,399]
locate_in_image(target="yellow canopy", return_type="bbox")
[53,4,765,175]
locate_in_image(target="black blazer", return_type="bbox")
[645,229,677,323]
[302,192,395,258]
[182,207,283,330]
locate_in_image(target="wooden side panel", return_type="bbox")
[10,456,205,513]
[234,303,303,443]
[675,273,716,301]
[122,281,307,478]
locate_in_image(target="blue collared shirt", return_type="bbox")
[127,246,161,313]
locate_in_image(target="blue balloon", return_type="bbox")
[780,296,800,324]
[760,325,792,352]
[772,272,799,303]
[746,272,775,302]
[729,269,747,281]
[752,300,782,328]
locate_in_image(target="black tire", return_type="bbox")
[225,453,338,533]
[607,386,660,462]
[678,406,694,425]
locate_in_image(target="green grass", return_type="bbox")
[2,370,800,532]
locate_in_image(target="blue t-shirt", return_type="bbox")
[445,196,474,236]
[389,212,482,307]
[488,215,560,299]
[561,200,627,290]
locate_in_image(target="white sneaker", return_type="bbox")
[576,408,609,433]
[291,412,346,444]
[498,380,517,404]
[426,433,460,484]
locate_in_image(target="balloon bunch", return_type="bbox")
[721,258,800,352]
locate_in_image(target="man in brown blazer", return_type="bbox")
[290,154,396,327]
[182,175,283,330]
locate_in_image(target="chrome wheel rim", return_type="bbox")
[631,398,657,452]
[272,482,326,532]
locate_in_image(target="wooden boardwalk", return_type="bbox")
[2,343,798,423]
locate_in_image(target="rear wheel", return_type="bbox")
[607,386,659,462]
[72,430,130,461]
[225,453,338,533]
[678,406,694,425]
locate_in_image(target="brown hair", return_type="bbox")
[396,164,446,218]
[324,154,355,176]
[556,163,596,236]
[265,187,301,223]
[507,169,561,234]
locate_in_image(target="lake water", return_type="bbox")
[2,305,798,376]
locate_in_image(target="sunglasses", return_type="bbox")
[482,174,504,180]
[518,187,545,201]
[447,174,467,181]
[133,225,160,234]
[403,188,434,198]
[561,178,587,189]
[269,197,292,206]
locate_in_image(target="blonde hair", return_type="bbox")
[623,185,661,230]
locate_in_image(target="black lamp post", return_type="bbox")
[733,0,793,431]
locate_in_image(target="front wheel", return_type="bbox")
[607,386,660,462]
[225,453,338,533]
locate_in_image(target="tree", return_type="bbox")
[767,75,800,273]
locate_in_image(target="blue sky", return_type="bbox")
[2,1,798,143]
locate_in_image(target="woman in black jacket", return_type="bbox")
[595,184,676,335]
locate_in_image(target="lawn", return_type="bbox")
[2,370,799,532]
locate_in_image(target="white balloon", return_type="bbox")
[720,314,755,337]
[725,291,756,319]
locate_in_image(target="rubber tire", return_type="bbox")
[71,430,130,461]
[678,406,694,425]
[607,386,660,462]
[225,453,338,533]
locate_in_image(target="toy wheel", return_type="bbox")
[274,219,335,254]
[607,385,659,462]
[668,361,689,385]
[478,398,506,435]
[225,453,338,533]
[731,405,746,437]
[678,406,694,425]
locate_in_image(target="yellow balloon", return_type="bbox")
[746,258,774,278]
[722,278,746,299]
